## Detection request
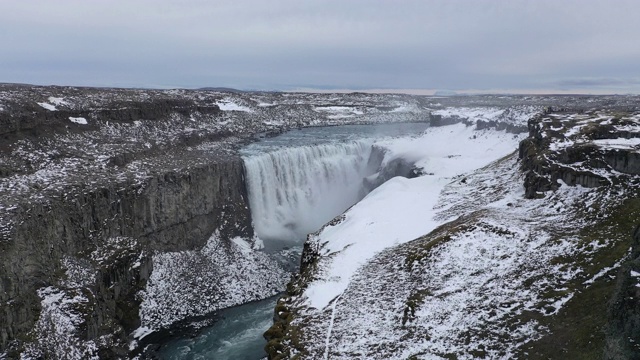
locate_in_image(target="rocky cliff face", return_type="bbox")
[605,224,640,359]
[519,110,640,198]
[1,152,253,357]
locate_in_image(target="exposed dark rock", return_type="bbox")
[605,225,640,359]
[519,137,609,198]
[476,119,528,134]
[518,110,640,198]
[429,113,461,127]
[363,156,421,193]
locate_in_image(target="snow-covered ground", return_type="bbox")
[37,102,57,111]
[293,154,604,358]
[273,112,638,358]
[432,105,543,127]
[544,111,640,152]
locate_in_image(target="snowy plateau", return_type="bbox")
[0,84,639,359]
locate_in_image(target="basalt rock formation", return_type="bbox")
[605,224,640,359]
[519,110,640,198]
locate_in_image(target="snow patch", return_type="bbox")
[216,99,253,112]
[69,117,88,125]
[37,102,57,111]
[48,97,68,106]
[131,326,154,340]
[592,138,640,150]
[230,236,253,254]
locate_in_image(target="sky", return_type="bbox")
[1,0,639,94]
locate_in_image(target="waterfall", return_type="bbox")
[243,140,376,244]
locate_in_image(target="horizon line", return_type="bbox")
[1,81,636,96]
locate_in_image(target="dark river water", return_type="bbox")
[156,296,278,360]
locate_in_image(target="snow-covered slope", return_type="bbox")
[266,111,640,359]
[302,123,525,311]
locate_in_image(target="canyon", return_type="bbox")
[0,84,639,359]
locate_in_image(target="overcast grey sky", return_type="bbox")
[1,0,639,93]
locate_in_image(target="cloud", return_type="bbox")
[0,0,639,93]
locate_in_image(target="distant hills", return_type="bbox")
[197,86,247,93]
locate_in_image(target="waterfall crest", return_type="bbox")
[243,140,375,244]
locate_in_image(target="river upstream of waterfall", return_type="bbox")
[156,122,430,359]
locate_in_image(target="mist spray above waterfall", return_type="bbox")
[243,140,376,244]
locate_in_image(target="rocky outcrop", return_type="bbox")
[518,137,608,198]
[475,119,528,133]
[429,113,461,127]
[519,110,640,198]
